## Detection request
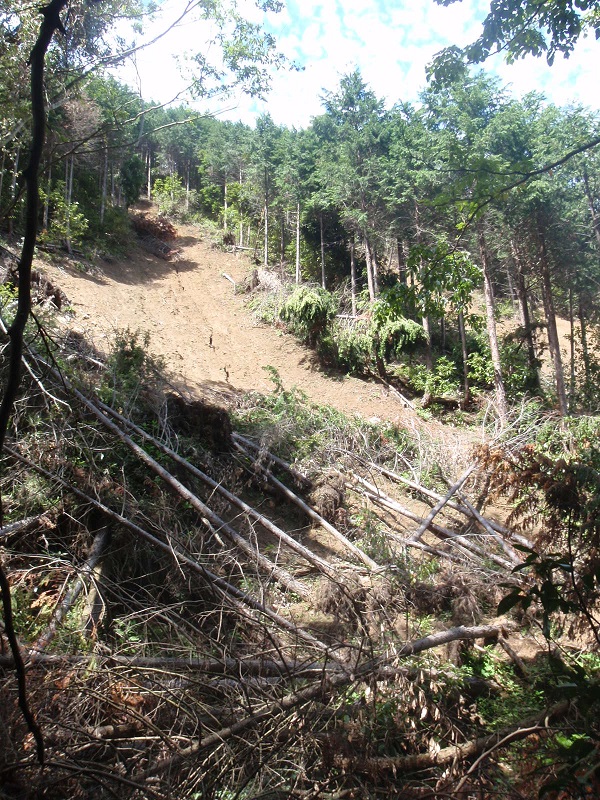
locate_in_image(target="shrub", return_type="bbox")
[280,286,337,346]
[153,175,187,218]
[39,180,89,249]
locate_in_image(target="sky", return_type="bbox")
[115,0,600,128]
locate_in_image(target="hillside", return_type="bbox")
[1,224,597,800]
[41,222,472,450]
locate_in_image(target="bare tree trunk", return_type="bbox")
[397,238,407,284]
[478,223,508,424]
[366,237,379,296]
[100,139,108,224]
[569,285,576,407]
[280,211,285,273]
[263,177,269,268]
[458,311,471,409]
[421,314,434,407]
[350,239,357,316]
[535,216,568,415]
[583,166,600,250]
[511,239,540,389]
[320,212,326,289]
[295,201,301,283]
[43,160,51,230]
[222,178,227,230]
[8,146,19,236]
[65,154,74,254]
[364,236,375,302]
[579,298,592,404]
[185,161,190,214]
[10,146,19,200]
[0,149,5,208]
[146,147,151,201]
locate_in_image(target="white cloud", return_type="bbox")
[112,0,600,129]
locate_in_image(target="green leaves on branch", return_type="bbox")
[430,0,600,85]
[384,243,481,320]
[280,286,336,346]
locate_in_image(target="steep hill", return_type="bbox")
[42,223,436,426]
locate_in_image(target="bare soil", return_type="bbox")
[40,224,468,435]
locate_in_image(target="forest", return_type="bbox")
[2,0,600,797]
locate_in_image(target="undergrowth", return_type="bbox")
[233,365,414,470]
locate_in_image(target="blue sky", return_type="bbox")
[116,0,599,127]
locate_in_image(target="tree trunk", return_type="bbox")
[511,239,540,389]
[8,146,19,236]
[0,149,5,208]
[11,146,19,200]
[458,311,471,409]
[350,239,357,317]
[146,147,151,201]
[535,216,568,415]
[582,166,600,250]
[568,285,577,407]
[295,202,301,283]
[65,154,74,254]
[579,298,592,404]
[263,178,269,269]
[100,139,108,224]
[366,237,379,296]
[319,212,326,289]
[397,239,407,285]
[364,236,375,302]
[185,162,190,214]
[223,178,227,230]
[478,223,508,424]
[280,212,285,273]
[43,161,51,230]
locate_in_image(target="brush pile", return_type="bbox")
[0,315,597,799]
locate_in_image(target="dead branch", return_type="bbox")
[360,458,533,548]
[30,525,110,655]
[30,367,310,599]
[138,622,509,781]
[97,400,339,582]
[342,699,570,775]
[234,439,379,570]
[407,464,478,543]
[346,474,513,570]
[455,490,521,565]
[232,432,312,488]
[5,446,344,663]
[0,515,47,540]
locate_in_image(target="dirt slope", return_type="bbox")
[39,222,476,465]
[41,227,404,413]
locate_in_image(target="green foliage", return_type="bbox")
[371,298,426,356]
[233,367,412,468]
[466,329,538,398]
[99,328,163,413]
[430,0,600,77]
[39,181,89,248]
[152,175,188,218]
[280,285,336,346]
[120,155,146,207]
[403,355,460,398]
[197,183,223,219]
[96,206,132,255]
[387,244,481,320]
[488,418,600,641]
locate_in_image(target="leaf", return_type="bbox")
[497,590,524,615]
